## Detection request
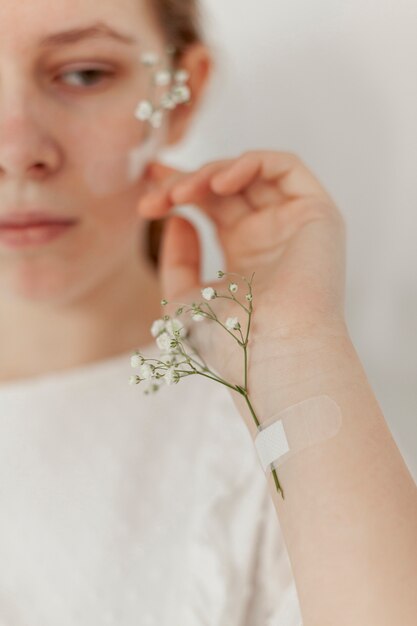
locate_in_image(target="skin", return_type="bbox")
[138,155,417,625]
[0,0,212,381]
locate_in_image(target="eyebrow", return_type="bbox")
[39,21,138,47]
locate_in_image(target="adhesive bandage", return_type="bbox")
[254,395,343,473]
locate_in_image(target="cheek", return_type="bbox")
[68,116,165,198]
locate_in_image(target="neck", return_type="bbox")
[0,247,162,384]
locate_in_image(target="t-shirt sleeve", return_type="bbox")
[242,479,303,626]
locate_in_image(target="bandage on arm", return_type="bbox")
[235,332,417,626]
[254,395,342,474]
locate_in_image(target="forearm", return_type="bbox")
[233,326,417,626]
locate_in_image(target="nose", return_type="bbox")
[0,98,63,182]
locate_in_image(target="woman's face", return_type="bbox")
[0,0,166,304]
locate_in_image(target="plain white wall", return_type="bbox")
[159,0,417,479]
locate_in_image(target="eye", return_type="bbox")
[57,67,114,89]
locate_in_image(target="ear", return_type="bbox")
[164,42,214,147]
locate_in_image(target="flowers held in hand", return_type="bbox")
[225,316,240,331]
[150,319,165,338]
[201,287,217,301]
[129,272,252,395]
[138,363,154,380]
[128,269,286,500]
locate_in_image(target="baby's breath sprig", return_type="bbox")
[129,270,285,499]
[134,45,191,133]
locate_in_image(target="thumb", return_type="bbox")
[159,215,201,303]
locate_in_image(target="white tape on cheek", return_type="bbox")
[126,129,164,183]
[81,113,167,197]
[254,395,343,473]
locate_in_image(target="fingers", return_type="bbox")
[211,150,332,200]
[139,162,190,218]
[138,158,234,218]
[138,151,337,224]
[170,159,234,203]
[158,215,201,301]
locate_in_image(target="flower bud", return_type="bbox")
[225,316,240,331]
[202,287,217,301]
[150,319,166,338]
[129,375,140,385]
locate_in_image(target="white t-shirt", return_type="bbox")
[0,340,302,626]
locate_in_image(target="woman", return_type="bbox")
[0,1,415,625]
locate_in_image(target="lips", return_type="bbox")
[0,210,78,228]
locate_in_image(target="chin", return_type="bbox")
[0,263,93,308]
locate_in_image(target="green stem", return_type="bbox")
[217,293,250,315]
[191,371,241,393]
[184,340,211,371]
[203,302,243,345]
[243,344,248,390]
[242,392,285,499]
[239,299,284,500]
[175,341,207,371]
[176,339,224,383]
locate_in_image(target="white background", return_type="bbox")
[160,0,417,480]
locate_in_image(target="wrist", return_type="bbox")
[233,321,358,436]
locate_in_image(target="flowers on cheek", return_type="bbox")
[134,45,192,131]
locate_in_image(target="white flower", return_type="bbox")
[131,353,144,368]
[161,93,177,110]
[174,69,190,84]
[135,100,153,121]
[225,316,240,330]
[164,367,180,386]
[150,110,164,128]
[171,84,191,104]
[192,312,205,322]
[202,287,216,301]
[156,332,175,353]
[138,363,154,380]
[159,352,179,366]
[229,283,238,293]
[165,317,187,338]
[245,293,253,302]
[141,51,159,67]
[129,375,140,385]
[151,318,166,338]
[154,70,172,86]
